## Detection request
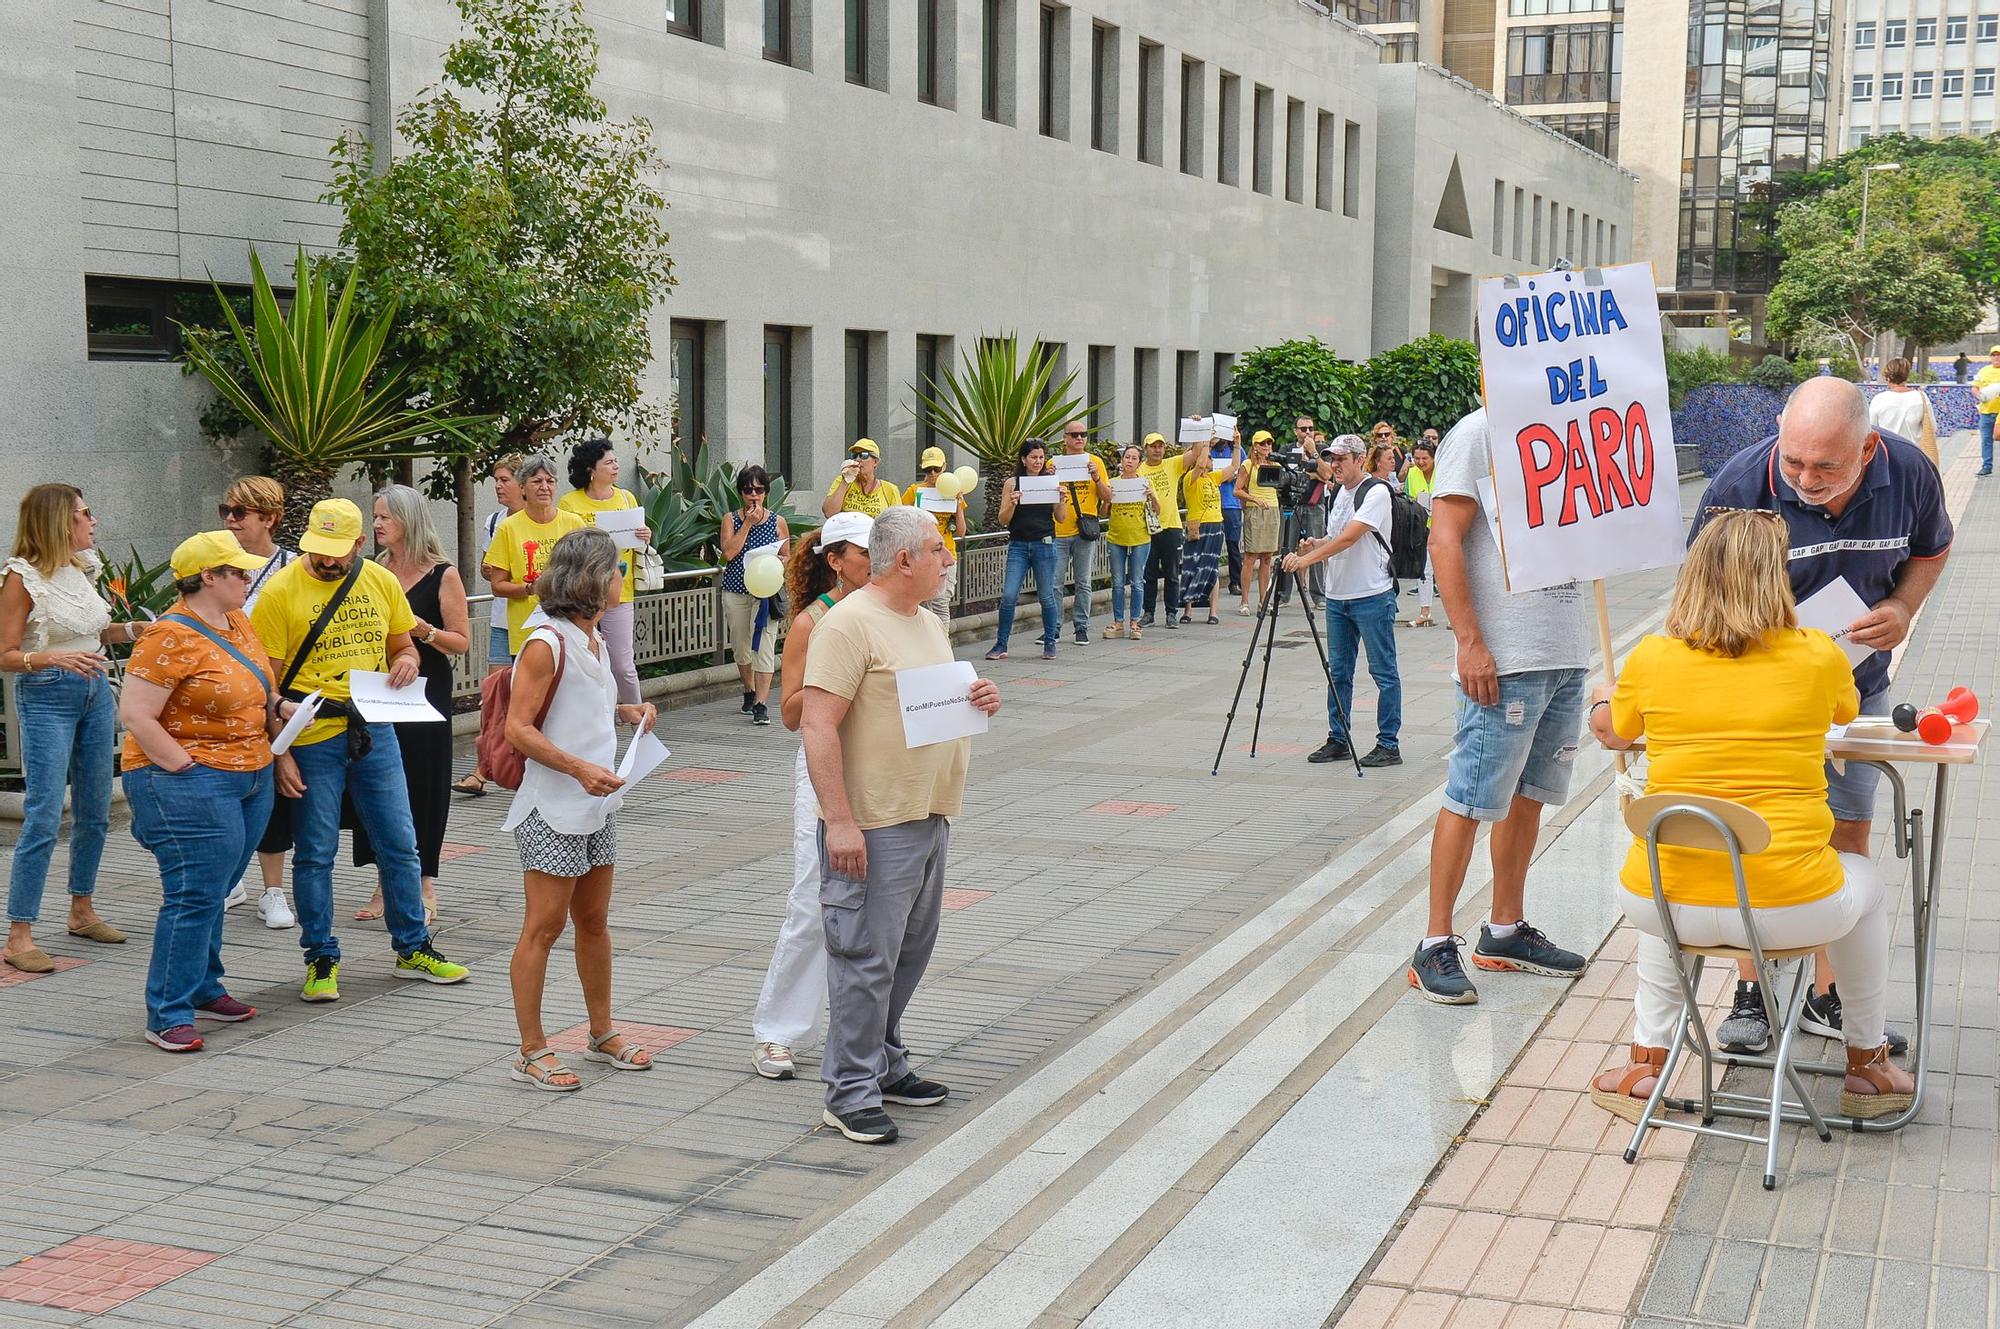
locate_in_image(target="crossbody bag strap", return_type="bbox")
[278,561,362,695]
[162,614,271,705]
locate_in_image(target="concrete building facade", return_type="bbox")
[2,0,1631,557]
[1841,1,2000,144]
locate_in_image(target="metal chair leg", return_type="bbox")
[1626,1002,1695,1163]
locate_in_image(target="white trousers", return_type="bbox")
[1621,852,1888,1050]
[751,746,827,1049]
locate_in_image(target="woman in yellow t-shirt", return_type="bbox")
[1103,445,1160,640]
[559,439,650,706]
[1176,435,1239,625]
[1232,430,1280,617]
[1586,511,1911,1123]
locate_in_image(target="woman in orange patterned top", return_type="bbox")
[120,531,292,1053]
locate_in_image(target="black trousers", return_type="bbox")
[1144,529,1184,617]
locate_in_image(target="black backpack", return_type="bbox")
[1356,477,1431,586]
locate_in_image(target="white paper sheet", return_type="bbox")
[348,671,448,724]
[1796,576,1874,666]
[1212,413,1237,436]
[895,660,989,749]
[1051,453,1094,481]
[1018,475,1059,505]
[592,507,648,551]
[1179,416,1213,443]
[270,690,321,756]
[1109,477,1150,503]
[615,730,671,790]
[1211,453,1237,473]
[916,487,958,514]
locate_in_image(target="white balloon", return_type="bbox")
[744,554,784,598]
[933,471,963,501]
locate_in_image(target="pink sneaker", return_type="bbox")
[146,1025,204,1053]
[196,995,256,1023]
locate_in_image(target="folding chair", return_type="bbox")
[1618,794,1834,1191]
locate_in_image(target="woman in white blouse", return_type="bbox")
[500,528,659,1091]
[0,485,143,972]
[1868,358,1938,468]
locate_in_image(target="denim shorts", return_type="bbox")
[1825,688,1888,822]
[1443,667,1588,822]
[488,622,512,667]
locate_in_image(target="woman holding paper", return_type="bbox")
[1177,435,1236,625]
[1104,445,1158,639]
[501,528,659,1091]
[352,486,469,926]
[559,438,650,706]
[748,511,875,1080]
[719,466,791,727]
[988,439,1073,661]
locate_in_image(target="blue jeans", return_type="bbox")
[1222,507,1244,592]
[995,538,1061,653]
[1055,535,1098,635]
[1106,542,1150,621]
[1981,413,1995,471]
[127,763,273,1030]
[1325,590,1402,751]
[289,724,430,963]
[7,669,115,923]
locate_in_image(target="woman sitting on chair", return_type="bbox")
[1587,510,1913,1121]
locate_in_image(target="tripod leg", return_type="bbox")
[1210,554,1282,777]
[1246,568,1286,756]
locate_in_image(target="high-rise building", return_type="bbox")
[1841,3,2000,147]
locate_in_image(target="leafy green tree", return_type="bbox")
[1765,197,1983,364]
[1363,336,1481,438]
[913,335,1101,525]
[325,0,674,571]
[1223,338,1367,441]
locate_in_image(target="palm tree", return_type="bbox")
[912,335,1104,525]
[180,249,491,542]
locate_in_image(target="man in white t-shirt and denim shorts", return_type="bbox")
[1408,409,1591,1004]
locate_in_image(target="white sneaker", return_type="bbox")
[752,1042,795,1080]
[223,880,248,910]
[257,888,295,930]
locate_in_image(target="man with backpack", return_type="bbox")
[1281,434,1401,769]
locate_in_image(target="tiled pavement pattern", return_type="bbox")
[0,486,1694,1329]
[1329,435,1996,1329]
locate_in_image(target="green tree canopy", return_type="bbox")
[1224,338,1367,440]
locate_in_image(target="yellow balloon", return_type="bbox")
[953,465,979,493]
[933,471,963,501]
[744,554,784,598]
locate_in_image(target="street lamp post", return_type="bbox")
[1857,161,1903,250]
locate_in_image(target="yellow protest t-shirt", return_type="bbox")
[1138,456,1187,532]
[1184,463,1226,525]
[1975,364,2000,416]
[490,508,590,653]
[558,487,641,604]
[903,482,962,557]
[250,560,416,747]
[826,476,903,517]
[1611,629,1859,910]
[1052,454,1109,538]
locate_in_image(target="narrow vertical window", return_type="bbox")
[1180,58,1205,175]
[1251,85,1273,193]
[1217,73,1240,184]
[1090,23,1119,150]
[1341,119,1361,218]
[846,0,867,84]
[1137,40,1164,165]
[763,0,790,62]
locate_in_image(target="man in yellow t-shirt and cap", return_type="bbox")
[903,446,967,627]
[1974,345,2000,477]
[1052,419,1114,643]
[823,439,905,517]
[251,497,471,1004]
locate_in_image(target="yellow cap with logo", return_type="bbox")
[169,530,269,580]
[919,447,947,470]
[298,498,364,557]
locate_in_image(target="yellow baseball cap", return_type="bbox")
[1251,429,1275,445]
[169,530,269,580]
[1143,432,1166,446]
[919,446,947,470]
[849,438,881,458]
[1989,346,2000,355]
[298,498,364,557]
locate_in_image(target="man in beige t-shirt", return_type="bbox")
[802,508,1002,1144]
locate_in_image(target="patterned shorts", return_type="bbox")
[514,810,618,877]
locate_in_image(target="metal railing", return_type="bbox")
[0,531,1093,777]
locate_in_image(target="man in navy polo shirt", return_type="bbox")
[1690,377,1952,1052]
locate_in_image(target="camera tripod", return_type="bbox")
[1210,500,1365,778]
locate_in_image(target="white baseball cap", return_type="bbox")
[816,512,875,551]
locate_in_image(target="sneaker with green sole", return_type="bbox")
[395,943,470,985]
[301,957,340,1003]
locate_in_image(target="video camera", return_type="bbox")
[1256,447,1319,509]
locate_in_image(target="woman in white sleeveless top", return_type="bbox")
[0,485,143,972]
[1868,358,1939,468]
[499,528,659,1091]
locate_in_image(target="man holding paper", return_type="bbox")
[251,499,471,1002]
[802,508,1002,1144]
[1052,421,1114,644]
[1688,377,1950,1051]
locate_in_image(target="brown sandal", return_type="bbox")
[1838,1043,1914,1120]
[1589,1043,1667,1123]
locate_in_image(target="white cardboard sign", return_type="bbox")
[1476,262,1685,593]
[895,660,989,749]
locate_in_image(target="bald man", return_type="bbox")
[1689,377,1952,1052]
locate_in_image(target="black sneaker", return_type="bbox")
[1717,980,1772,1054]
[881,1072,949,1106]
[1140,612,1156,627]
[1075,629,1090,645]
[751,702,771,726]
[1801,982,1908,1054]
[822,1106,898,1144]
[1409,937,1477,1004]
[741,690,756,714]
[1472,920,1587,978]
[1307,735,1353,765]
[1358,745,1403,768]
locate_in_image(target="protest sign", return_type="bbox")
[1476,262,1684,594]
[896,661,988,748]
[1051,453,1094,481]
[1018,475,1059,505]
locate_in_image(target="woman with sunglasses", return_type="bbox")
[217,476,300,927]
[719,466,791,727]
[988,439,1073,661]
[559,438,650,708]
[904,447,967,626]
[0,486,144,972]
[821,439,903,517]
